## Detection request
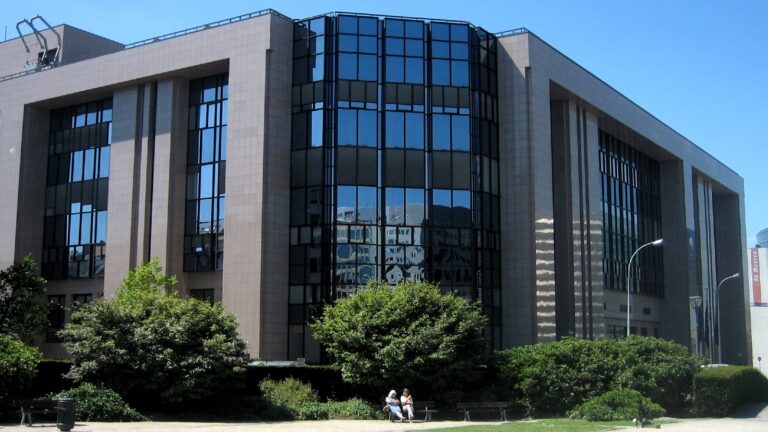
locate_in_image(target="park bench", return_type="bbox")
[413,400,439,421]
[456,401,508,422]
[16,399,60,426]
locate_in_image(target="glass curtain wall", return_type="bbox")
[184,74,228,272]
[599,131,664,297]
[43,99,112,280]
[290,14,500,360]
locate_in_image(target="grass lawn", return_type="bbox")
[428,418,635,432]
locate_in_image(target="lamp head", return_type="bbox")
[651,239,664,246]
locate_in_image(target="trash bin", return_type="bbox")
[57,397,76,431]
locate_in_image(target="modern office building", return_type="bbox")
[750,234,767,372]
[757,228,768,248]
[0,10,751,363]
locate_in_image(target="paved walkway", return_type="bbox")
[3,404,767,432]
[0,420,488,432]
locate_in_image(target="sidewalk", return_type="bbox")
[3,405,767,432]
[0,419,490,432]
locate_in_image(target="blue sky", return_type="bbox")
[3,0,766,244]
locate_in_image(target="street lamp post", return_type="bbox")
[626,239,664,338]
[716,272,740,364]
[689,296,703,356]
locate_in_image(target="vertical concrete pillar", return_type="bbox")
[714,192,751,364]
[104,86,144,296]
[222,15,292,359]
[694,175,718,360]
[149,78,189,288]
[15,106,50,264]
[658,161,696,349]
[134,84,157,267]
[497,34,538,346]
[550,100,604,340]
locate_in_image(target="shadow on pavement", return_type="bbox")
[730,402,768,419]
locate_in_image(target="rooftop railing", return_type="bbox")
[124,8,291,49]
[495,28,530,37]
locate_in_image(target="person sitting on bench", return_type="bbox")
[400,388,414,422]
[386,390,405,421]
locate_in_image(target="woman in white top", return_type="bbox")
[400,388,414,421]
[386,390,405,421]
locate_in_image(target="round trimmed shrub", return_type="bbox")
[57,383,147,421]
[569,388,665,421]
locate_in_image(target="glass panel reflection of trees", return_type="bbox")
[184,74,228,272]
[43,99,112,279]
[290,15,501,359]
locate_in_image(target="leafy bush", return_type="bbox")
[694,366,768,416]
[259,377,319,409]
[0,334,41,407]
[59,259,249,407]
[613,337,700,409]
[295,402,329,420]
[257,378,379,420]
[56,383,147,421]
[569,389,665,421]
[326,398,382,419]
[494,337,699,416]
[311,282,486,397]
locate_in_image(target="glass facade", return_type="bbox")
[290,14,501,360]
[599,130,664,297]
[184,74,228,272]
[43,99,112,280]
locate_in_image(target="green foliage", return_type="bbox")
[294,401,330,420]
[310,281,486,395]
[0,334,41,406]
[259,377,319,410]
[494,337,699,416]
[0,256,48,341]
[569,389,665,421]
[325,398,382,419]
[256,378,380,421]
[611,337,700,409]
[56,383,148,421]
[59,259,249,407]
[694,366,768,416]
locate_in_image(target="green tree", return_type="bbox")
[0,334,42,409]
[310,282,487,397]
[0,255,48,341]
[59,259,249,407]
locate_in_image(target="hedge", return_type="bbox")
[694,366,768,416]
[494,337,700,416]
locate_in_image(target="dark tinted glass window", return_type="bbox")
[433,115,450,150]
[359,54,377,81]
[387,112,404,148]
[432,60,450,85]
[432,23,450,40]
